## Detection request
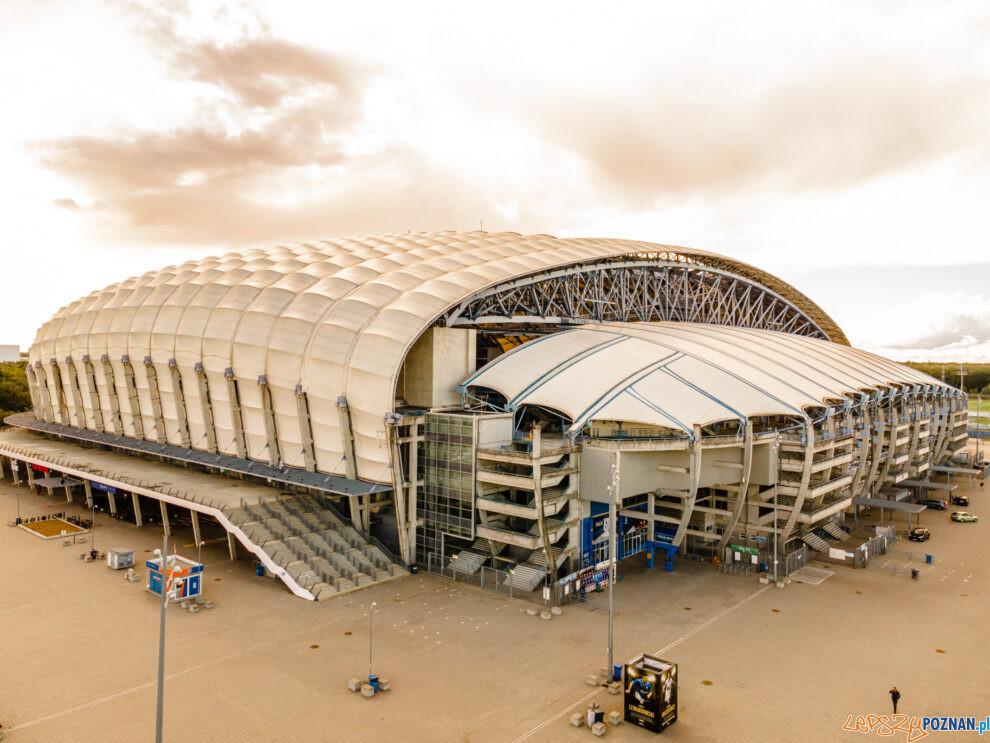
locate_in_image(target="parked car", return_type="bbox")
[951,494,969,506]
[920,498,947,510]
[950,511,978,523]
[908,527,931,542]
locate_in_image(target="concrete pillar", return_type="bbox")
[65,482,73,503]
[83,480,94,508]
[133,493,143,526]
[107,492,117,516]
[0,456,5,480]
[160,500,170,536]
[10,459,19,486]
[227,531,237,560]
[191,509,201,549]
[26,465,36,491]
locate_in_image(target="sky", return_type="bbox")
[1,0,988,361]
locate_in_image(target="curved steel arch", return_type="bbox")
[441,256,834,341]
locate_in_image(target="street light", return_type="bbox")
[607,453,620,681]
[773,435,780,584]
[154,535,168,743]
[90,500,97,560]
[368,601,377,680]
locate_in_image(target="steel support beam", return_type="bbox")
[195,364,218,453]
[144,359,167,443]
[294,387,317,472]
[224,371,248,460]
[168,360,192,448]
[101,356,124,435]
[258,376,279,467]
[717,423,754,552]
[122,358,145,439]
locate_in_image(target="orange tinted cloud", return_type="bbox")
[539,60,988,202]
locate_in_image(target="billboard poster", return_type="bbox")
[624,655,677,733]
[658,664,678,730]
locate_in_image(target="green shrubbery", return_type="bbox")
[0,361,31,420]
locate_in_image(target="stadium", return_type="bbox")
[2,231,970,601]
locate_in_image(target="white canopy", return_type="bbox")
[463,323,953,435]
[28,232,846,481]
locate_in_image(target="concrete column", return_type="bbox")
[0,456,5,480]
[191,509,201,549]
[107,492,117,515]
[348,495,364,531]
[65,482,73,503]
[648,491,656,542]
[159,500,170,536]
[83,480,93,508]
[10,459,19,486]
[133,493,144,526]
[26,465,36,491]
[227,531,237,560]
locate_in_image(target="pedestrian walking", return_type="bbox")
[889,686,900,714]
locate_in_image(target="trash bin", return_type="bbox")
[613,664,622,682]
[911,569,919,580]
[255,564,265,577]
[925,554,933,564]
[410,565,418,574]
[368,674,379,692]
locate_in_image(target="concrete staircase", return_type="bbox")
[505,561,547,592]
[801,531,831,553]
[225,494,409,601]
[820,521,849,540]
[447,550,487,575]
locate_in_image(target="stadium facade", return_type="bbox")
[6,231,970,599]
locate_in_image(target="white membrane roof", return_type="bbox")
[463,322,953,435]
[28,231,846,481]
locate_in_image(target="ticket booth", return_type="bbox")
[146,554,204,601]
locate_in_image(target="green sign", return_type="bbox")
[730,544,759,555]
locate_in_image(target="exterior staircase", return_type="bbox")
[225,494,409,601]
[447,550,487,575]
[504,561,547,592]
[801,531,831,553]
[820,521,849,540]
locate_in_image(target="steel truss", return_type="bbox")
[441,258,831,340]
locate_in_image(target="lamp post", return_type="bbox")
[368,601,377,679]
[154,535,168,743]
[773,435,780,584]
[607,453,620,681]
[90,500,97,559]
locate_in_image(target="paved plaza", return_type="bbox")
[0,457,987,742]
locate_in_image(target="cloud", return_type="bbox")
[538,60,989,204]
[887,314,990,350]
[36,0,399,245]
[53,197,81,210]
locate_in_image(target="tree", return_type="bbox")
[0,361,31,421]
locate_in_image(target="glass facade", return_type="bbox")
[416,412,477,562]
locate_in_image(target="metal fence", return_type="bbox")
[590,526,648,565]
[784,544,808,576]
[853,528,894,568]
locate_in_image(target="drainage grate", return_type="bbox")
[790,566,835,585]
